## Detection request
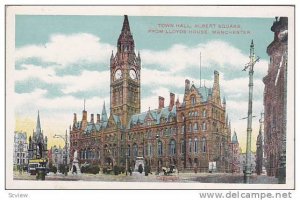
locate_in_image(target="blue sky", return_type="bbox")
[14,15,274,150]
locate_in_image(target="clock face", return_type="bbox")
[129,69,137,80]
[115,69,122,80]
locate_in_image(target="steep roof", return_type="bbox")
[197,86,212,102]
[128,105,177,128]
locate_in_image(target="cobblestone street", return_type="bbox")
[13,171,278,184]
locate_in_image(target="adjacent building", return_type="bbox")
[240,151,256,173]
[69,15,231,173]
[229,131,241,173]
[13,131,29,170]
[256,118,264,175]
[49,145,69,170]
[263,17,288,178]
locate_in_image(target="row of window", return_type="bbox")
[78,137,207,160]
[188,110,207,117]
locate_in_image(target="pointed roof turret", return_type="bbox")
[122,15,130,32]
[36,110,41,136]
[117,15,135,54]
[101,101,108,122]
[232,130,238,144]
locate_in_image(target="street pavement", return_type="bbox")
[13,171,278,184]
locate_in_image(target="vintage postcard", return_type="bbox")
[5,5,295,189]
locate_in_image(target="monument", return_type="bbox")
[71,150,81,175]
[134,157,145,172]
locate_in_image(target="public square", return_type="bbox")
[13,171,278,184]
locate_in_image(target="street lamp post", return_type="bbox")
[156,134,159,175]
[54,130,68,176]
[243,40,260,183]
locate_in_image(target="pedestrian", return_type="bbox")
[129,167,132,176]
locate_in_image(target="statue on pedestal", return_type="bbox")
[72,150,81,175]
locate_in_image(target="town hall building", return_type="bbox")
[69,15,232,173]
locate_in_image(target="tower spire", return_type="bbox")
[117,15,135,54]
[36,110,41,135]
[122,15,131,32]
[101,101,108,122]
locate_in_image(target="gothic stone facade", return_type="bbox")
[229,131,241,173]
[70,15,231,172]
[13,131,29,169]
[263,17,287,177]
[28,111,48,160]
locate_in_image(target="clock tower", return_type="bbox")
[110,15,141,126]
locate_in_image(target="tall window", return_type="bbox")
[189,123,192,132]
[202,122,206,131]
[158,141,163,156]
[194,138,198,153]
[181,125,185,134]
[191,96,196,106]
[133,144,138,157]
[127,145,131,156]
[170,140,176,155]
[189,138,192,153]
[147,143,152,156]
[193,123,198,132]
[180,140,185,154]
[202,109,206,117]
[202,137,207,153]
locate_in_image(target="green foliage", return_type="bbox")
[81,165,100,174]
[49,165,57,174]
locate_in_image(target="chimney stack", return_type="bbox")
[158,96,165,109]
[169,92,175,110]
[97,114,100,123]
[73,113,77,125]
[90,114,94,123]
[176,97,180,108]
[185,79,190,92]
[214,70,219,85]
[82,110,87,122]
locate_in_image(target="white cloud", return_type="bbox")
[15,63,110,95]
[141,40,260,73]
[14,88,110,118]
[15,33,116,66]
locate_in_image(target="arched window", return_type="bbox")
[202,122,206,131]
[133,144,138,157]
[193,123,198,132]
[202,109,207,117]
[158,141,163,156]
[180,140,185,154]
[189,138,192,153]
[194,138,198,153]
[169,140,176,155]
[202,137,207,153]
